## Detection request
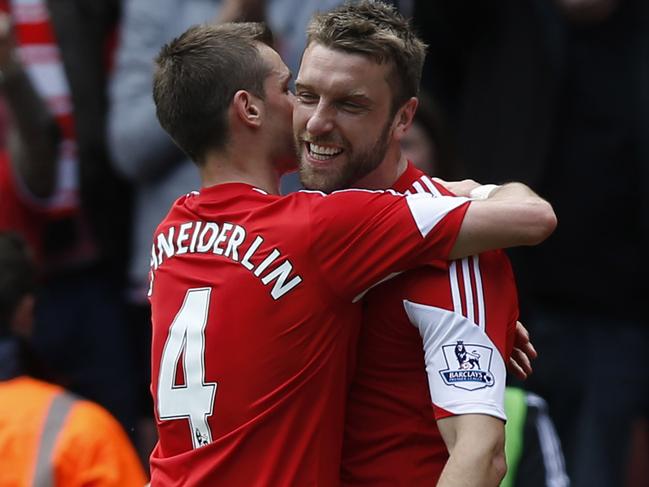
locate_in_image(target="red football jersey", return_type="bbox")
[341,163,518,486]
[148,181,470,486]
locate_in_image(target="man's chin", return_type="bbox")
[299,170,341,193]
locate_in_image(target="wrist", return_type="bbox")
[469,184,500,200]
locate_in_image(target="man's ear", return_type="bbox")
[232,90,263,128]
[10,294,34,339]
[392,97,418,141]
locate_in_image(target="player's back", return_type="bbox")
[149,184,358,486]
[341,165,518,486]
[148,181,470,486]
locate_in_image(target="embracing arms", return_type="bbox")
[446,180,557,260]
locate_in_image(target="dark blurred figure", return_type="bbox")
[413,1,649,486]
[400,89,460,180]
[0,232,146,486]
[0,0,138,440]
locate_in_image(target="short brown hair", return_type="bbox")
[153,22,274,164]
[306,0,427,113]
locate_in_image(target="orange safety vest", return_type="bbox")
[0,376,147,486]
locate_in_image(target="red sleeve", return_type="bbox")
[305,189,470,301]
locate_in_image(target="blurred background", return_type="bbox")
[0,0,646,485]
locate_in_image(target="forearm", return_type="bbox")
[437,415,507,487]
[487,181,541,204]
[109,0,267,182]
[437,442,506,487]
[1,61,59,197]
[108,0,188,182]
[108,102,186,182]
[448,182,557,259]
[487,182,557,245]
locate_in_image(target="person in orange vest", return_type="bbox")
[0,232,147,486]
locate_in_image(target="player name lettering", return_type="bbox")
[149,220,302,300]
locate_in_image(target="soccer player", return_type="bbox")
[292,2,551,485]
[148,22,555,486]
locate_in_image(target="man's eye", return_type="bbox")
[340,101,363,111]
[297,93,317,103]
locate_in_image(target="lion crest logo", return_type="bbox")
[439,340,495,391]
[454,340,482,370]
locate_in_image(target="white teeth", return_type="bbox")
[308,143,343,157]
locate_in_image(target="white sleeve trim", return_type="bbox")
[405,194,469,238]
[403,299,507,421]
[435,400,506,421]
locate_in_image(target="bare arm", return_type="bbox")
[437,414,507,487]
[448,182,557,260]
[107,0,188,182]
[0,13,58,198]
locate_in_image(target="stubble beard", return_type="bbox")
[297,121,392,193]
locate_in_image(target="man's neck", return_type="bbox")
[353,153,409,190]
[201,151,281,195]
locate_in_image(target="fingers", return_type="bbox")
[514,321,538,359]
[508,356,528,381]
[508,321,537,380]
[521,339,538,360]
[508,347,533,380]
[514,320,529,343]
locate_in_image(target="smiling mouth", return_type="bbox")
[306,142,344,161]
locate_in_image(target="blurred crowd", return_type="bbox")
[0,0,646,485]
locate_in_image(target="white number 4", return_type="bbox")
[157,288,217,449]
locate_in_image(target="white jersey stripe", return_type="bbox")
[461,258,475,323]
[412,181,426,194]
[409,172,478,325]
[449,261,462,314]
[473,255,486,331]
[420,176,443,197]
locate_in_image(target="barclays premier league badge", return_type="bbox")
[439,340,495,391]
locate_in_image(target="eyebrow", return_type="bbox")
[294,82,367,98]
[345,91,371,103]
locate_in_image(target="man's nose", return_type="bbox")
[305,101,335,136]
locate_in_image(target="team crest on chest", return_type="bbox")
[439,340,495,391]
